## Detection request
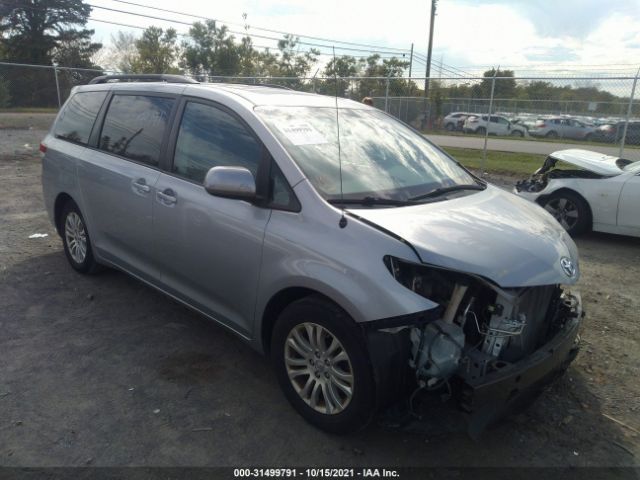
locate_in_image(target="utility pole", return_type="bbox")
[424,0,437,97]
[408,43,414,78]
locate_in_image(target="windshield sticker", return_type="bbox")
[276,122,328,146]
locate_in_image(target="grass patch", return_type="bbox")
[0,108,58,114]
[443,147,545,175]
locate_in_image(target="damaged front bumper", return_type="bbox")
[366,290,583,438]
[457,291,583,438]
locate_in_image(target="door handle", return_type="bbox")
[132,178,151,194]
[156,188,177,206]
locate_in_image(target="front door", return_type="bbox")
[153,99,271,336]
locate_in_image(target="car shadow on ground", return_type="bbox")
[0,250,635,467]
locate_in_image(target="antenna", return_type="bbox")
[333,46,347,229]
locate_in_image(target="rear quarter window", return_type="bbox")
[54,91,108,145]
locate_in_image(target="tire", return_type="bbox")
[546,131,558,139]
[271,295,376,434]
[584,133,592,141]
[476,127,486,135]
[445,123,455,131]
[510,130,524,137]
[60,200,101,274]
[541,191,590,236]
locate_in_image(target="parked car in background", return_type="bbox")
[528,117,595,140]
[591,121,640,145]
[515,116,541,132]
[515,149,640,237]
[42,75,583,436]
[463,114,527,136]
[442,112,470,131]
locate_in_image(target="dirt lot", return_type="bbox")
[0,120,639,468]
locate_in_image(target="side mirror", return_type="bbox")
[204,166,256,201]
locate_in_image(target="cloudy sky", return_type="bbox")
[88,0,640,75]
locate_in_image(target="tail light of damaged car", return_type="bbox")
[42,83,582,437]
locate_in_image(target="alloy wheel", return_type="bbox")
[64,212,87,264]
[544,197,579,231]
[284,322,354,415]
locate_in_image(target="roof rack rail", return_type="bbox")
[211,81,293,91]
[89,74,198,85]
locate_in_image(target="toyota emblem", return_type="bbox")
[560,257,576,278]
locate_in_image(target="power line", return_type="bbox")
[89,17,407,61]
[105,0,411,54]
[87,3,412,57]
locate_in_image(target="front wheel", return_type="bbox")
[541,191,590,235]
[271,296,376,433]
[60,201,101,274]
[445,123,455,131]
[510,130,524,137]
[546,131,558,138]
[476,127,486,135]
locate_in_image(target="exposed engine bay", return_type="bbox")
[515,156,607,193]
[382,256,581,397]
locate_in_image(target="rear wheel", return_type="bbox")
[476,127,486,135]
[271,296,376,433]
[541,191,590,235]
[445,122,455,131]
[584,133,592,141]
[60,201,101,274]
[510,130,524,137]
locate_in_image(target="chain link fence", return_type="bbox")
[1,61,638,164]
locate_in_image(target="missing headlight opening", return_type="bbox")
[382,256,581,408]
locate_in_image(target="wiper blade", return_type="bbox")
[327,196,415,206]
[409,183,485,201]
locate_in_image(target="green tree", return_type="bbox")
[53,35,103,100]
[481,68,516,99]
[274,34,319,83]
[181,22,244,77]
[0,0,101,106]
[131,26,180,73]
[358,54,410,99]
[317,56,360,96]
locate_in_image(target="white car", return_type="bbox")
[442,111,470,131]
[463,114,527,137]
[515,149,640,237]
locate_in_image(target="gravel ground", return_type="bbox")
[0,123,638,468]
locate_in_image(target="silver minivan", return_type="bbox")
[41,75,583,436]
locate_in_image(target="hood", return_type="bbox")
[348,186,579,288]
[549,149,622,176]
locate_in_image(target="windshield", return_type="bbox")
[255,106,477,201]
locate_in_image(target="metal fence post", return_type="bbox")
[619,68,639,158]
[52,63,61,108]
[481,70,497,175]
[384,75,390,112]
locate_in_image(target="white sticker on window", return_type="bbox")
[276,122,328,146]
